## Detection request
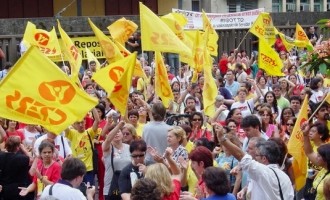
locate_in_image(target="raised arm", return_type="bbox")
[102,121,125,154]
[91,108,100,133]
[164,147,181,181]
[209,105,227,123]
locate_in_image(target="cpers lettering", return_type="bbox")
[74,41,100,48]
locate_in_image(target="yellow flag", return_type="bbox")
[295,23,314,51]
[107,17,138,45]
[23,21,62,57]
[258,38,284,76]
[0,46,97,134]
[203,50,217,117]
[57,20,82,80]
[154,51,174,108]
[85,47,101,71]
[287,96,308,190]
[92,53,136,115]
[113,39,147,79]
[202,10,218,57]
[139,2,191,55]
[249,12,276,45]
[88,18,124,64]
[192,30,207,72]
[161,13,194,66]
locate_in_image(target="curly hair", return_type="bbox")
[131,178,161,200]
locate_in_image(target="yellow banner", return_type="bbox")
[0,46,98,134]
[23,21,62,57]
[92,53,136,115]
[202,10,219,57]
[203,49,217,117]
[107,17,138,45]
[258,38,284,76]
[154,51,174,108]
[139,2,191,55]
[287,96,308,190]
[249,12,276,45]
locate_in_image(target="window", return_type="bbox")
[314,0,322,11]
[227,0,257,12]
[192,0,200,11]
[272,0,281,12]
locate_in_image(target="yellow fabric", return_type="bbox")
[295,23,314,51]
[314,168,330,200]
[0,46,97,134]
[185,141,194,153]
[66,128,97,171]
[192,30,207,72]
[23,21,61,57]
[139,2,191,55]
[113,39,147,79]
[161,13,194,66]
[92,53,136,116]
[287,96,309,190]
[202,10,218,57]
[88,18,124,64]
[107,17,138,45]
[154,51,174,108]
[85,47,101,71]
[58,20,82,81]
[202,49,217,117]
[258,38,284,76]
[136,123,145,138]
[249,12,276,45]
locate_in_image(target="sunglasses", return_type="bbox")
[192,118,202,121]
[287,123,294,126]
[131,154,145,158]
[122,132,131,136]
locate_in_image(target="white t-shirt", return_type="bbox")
[41,183,86,200]
[231,99,254,117]
[310,90,324,104]
[22,129,41,147]
[34,134,72,158]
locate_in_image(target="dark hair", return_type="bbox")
[313,102,329,116]
[202,167,230,195]
[131,178,161,200]
[318,144,330,171]
[89,60,96,65]
[268,138,288,166]
[179,124,192,137]
[310,77,322,90]
[235,63,243,70]
[272,84,281,90]
[289,95,302,104]
[185,96,196,104]
[95,103,106,119]
[226,108,240,124]
[194,137,214,152]
[256,140,281,164]
[128,109,139,119]
[310,122,330,142]
[38,140,55,155]
[280,107,295,125]
[3,62,12,70]
[241,115,261,130]
[189,112,204,128]
[5,119,19,130]
[151,103,166,121]
[264,91,279,114]
[242,81,252,92]
[83,83,94,90]
[61,158,87,181]
[189,146,213,168]
[129,140,147,153]
[5,136,21,152]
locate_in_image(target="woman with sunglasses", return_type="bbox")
[189,112,211,142]
[279,107,295,141]
[284,117,297,143]
[118,140,148,200]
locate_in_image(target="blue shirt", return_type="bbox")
[225,81,240,97]
[216,154,239,186]
[202,194,236,200]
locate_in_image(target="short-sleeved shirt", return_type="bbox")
[66,128,97,171]
[231,99,254,117]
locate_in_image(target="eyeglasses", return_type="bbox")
[131,154,145,158]
[287,123,295,126]
[192,118,202,121]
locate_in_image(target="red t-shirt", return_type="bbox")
[4,130,25,141]
[33,160,61,184]
[162,179,181,200]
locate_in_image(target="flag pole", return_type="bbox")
[236,31,250,50]
[308,94,329,122]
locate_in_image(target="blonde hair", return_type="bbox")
[122,123,137,138]
[145,163,173,196]
[168,126,186,144]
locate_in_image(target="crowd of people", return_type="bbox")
[0,26,330,200]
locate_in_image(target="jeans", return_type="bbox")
[167,53,180,76]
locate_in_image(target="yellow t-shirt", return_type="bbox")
[185,141,194,154]
[136,123,145,138]
[66,128,97,171]
[314,168,330,200]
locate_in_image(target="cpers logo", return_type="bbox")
[34,32,50,46]
[109,66,124,92]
